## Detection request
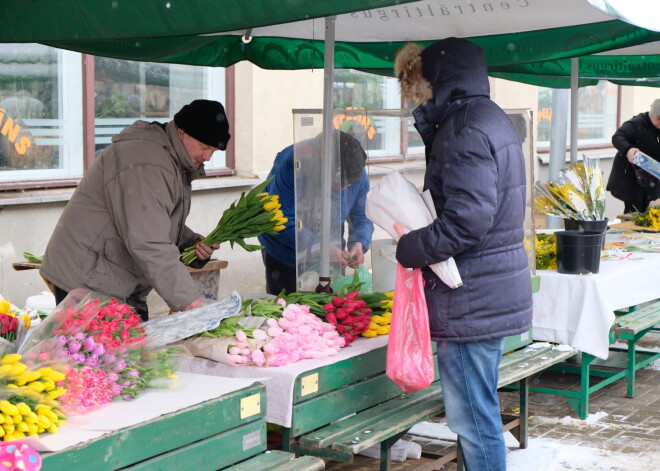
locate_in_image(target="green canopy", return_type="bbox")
[2,0,660,74]
[491,42,660,88]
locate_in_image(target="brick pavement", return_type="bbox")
[325,332,660,470]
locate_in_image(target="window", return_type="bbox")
[537,81,618,148]
[333,70,423,161]
[0,44,228,187]
[94,57,227,169]
[0,44,83,182]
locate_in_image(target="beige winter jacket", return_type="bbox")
[40,120,204,311]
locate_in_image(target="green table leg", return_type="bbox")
[627,338,637,398]
[519,377,529,449]
[564,353,594,420]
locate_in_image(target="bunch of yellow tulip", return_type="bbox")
[361,291,393,338]
[181,177,287,265]
[0,353,66,441]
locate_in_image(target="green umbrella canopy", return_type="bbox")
[491,42,660,88]
[2,0,660,73]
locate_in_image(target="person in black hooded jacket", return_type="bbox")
[606,99,660,213]
[394,38,532,471]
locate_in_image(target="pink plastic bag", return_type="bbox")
[386,263,435,393]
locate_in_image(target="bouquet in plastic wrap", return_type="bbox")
[183,300,344,367]
[535,158,605,221]
[365,171,462,289]
[17,289,187,415]
[0,296,33,357]
[0,353,67,441]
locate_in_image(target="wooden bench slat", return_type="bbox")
[615,302,660,335]
[499,347,577,387]
[298,383,441,448]
[332,396,445,454]
[291,373,410,437]
[274,456,326,471]
[223,450,295,470]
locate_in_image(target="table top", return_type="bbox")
[533,235,660,360]
[20,372,259,452]
[180,335,389,428]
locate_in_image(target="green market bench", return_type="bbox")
[532,300,660,419]
[40,381,323,471]
[283,333,576,471]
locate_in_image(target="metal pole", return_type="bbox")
[316,16,336,293]
[547,88,570,229]
[570,57,579,166]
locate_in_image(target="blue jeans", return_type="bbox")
[436,338,506,471]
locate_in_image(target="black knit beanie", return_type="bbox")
[174,99,231,150]
[339,131,367,186]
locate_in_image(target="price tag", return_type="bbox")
[301,373,319,396]
[240,393,261,419]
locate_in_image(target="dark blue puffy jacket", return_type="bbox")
[396,38,532,342]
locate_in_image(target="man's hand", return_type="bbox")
[346,242,365,268]
[183,298,203,311]
[195,236,220,261]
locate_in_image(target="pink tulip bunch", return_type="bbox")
[225,302,344,367]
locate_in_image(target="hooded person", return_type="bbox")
[40,99,231,320]
[393,38,532,471]
[606,98,660,213]
[257,130,374,295]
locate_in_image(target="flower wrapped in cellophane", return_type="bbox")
[0,353,67,441]
[0,296,33,357]
[183,301,344,367]
[181,177,287,265]
[535,158,605,221]
[16,289,188,415]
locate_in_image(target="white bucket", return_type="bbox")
[371,239,398,292]
[24,292,56,319]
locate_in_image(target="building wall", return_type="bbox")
[2,65,657,310]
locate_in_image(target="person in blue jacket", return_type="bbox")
[258,131,373,295]
[394,38,533,470]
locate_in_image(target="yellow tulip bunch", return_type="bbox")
[361,291,394,338]
[181,177,287,265]
[0,353,66,441]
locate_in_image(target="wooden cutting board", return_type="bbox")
[610,220,660,233]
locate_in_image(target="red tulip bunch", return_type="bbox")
[322,291,372,346]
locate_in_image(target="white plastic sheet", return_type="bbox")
[365,171,462,289]
[144,291,242,348]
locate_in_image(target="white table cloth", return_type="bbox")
[533,249,660,360]
[20,373,260,452]
[180,335,389,428]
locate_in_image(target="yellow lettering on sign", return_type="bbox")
[333,107,378,140]
[0,108,35,154]
[240,393,261,419]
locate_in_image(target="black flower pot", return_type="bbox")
[555,230,603,274]
[563,218,609,249]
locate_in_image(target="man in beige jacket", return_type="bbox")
[41,100,230,320]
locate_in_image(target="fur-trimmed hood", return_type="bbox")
[395,37,490,107]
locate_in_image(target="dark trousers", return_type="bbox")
[53,285,149,322]
[262,250,296,295]
[623,188,658,213]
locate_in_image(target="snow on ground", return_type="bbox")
[408,416,659,470]
[506,438,656,470]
